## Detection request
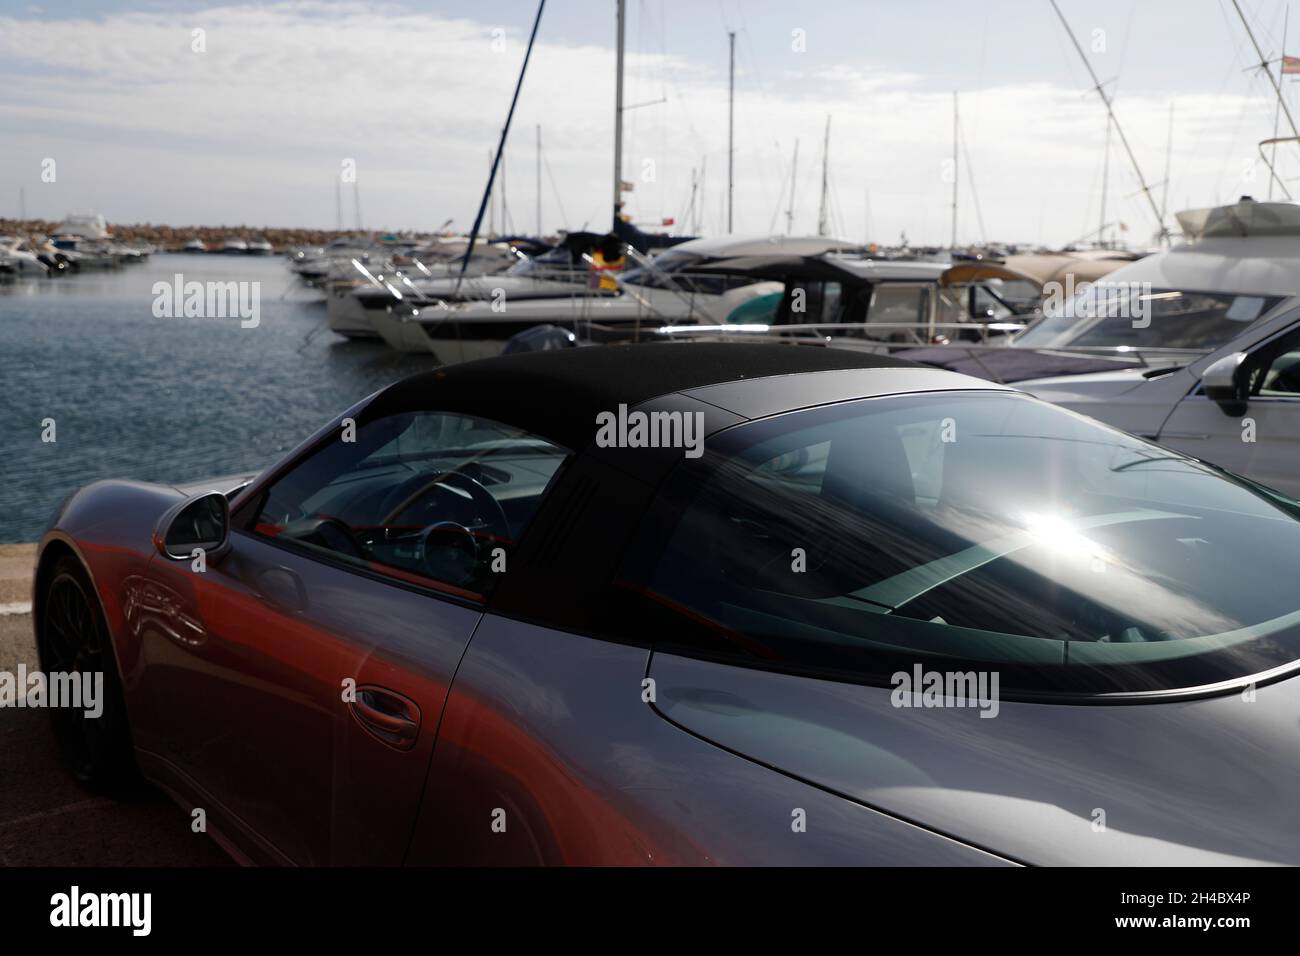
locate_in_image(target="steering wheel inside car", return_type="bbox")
[281,515,369,561]
[378,470,512,585]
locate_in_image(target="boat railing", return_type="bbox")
[639,323,1215,374]
[648,320,1030,346]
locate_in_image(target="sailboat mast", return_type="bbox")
[1099,115,1111,247]
[817,116,831,236]
[727,30,736,233]
[951,92,958,249]
[501,150,509,233]
[536,123,542,236]
[1161,103,1174,238]
[785,139,799,235]
[698,156,706,234]
[455,0,545,292]
[613,0,626,230]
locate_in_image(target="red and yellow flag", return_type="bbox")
[1282,54,1300,74]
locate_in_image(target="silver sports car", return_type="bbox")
[34,343,1300,865]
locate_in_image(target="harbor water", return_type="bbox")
[0,254,442,542]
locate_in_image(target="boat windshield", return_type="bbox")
[1017,285,1285,350]
[506,246,580,278]
[619,250,705,288]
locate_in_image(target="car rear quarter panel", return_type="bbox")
[650,654,1300,866]
[408,614,1013,866]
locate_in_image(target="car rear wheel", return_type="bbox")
[39,556,141,796]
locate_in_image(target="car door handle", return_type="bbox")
[350,686,421,750]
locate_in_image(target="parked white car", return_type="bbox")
[1017,199,1300,497]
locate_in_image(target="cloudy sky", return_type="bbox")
[2,0,1300,246]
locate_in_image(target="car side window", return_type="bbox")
[1248,326,1300,398]
[603,391,1300,696]
[250,411,568,599]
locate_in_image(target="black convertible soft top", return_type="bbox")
[371,343,921,450]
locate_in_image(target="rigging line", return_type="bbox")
[730,29,782,222]
[767,153,791,235]
[1078,121,1107,244]
[737,43,786,208]
[714,0,731,34]
[1114,0,1138,83]
[1200,0,1264,189]
[1213,67,1267,202]
[828,165,846,241]
[957,112,988,246]
[541,150,569,229]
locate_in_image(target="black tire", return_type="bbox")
[38,556,142,796]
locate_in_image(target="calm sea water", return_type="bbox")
[0,254,442,542]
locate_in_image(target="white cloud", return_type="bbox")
[0,1,1290,245]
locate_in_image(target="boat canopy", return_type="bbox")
[1176,197,1300,240]
[691,254,863,282]
[940,253,1139,289]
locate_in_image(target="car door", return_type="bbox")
[134,408,569,864]
[1158,322,1300,497]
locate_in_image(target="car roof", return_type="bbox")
[371,343,933,449]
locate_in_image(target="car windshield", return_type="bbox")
[627,391,1300,696]
[1016,286,1283,350]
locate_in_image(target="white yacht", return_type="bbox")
[246,237,274,255]
[222,237,249,254]
[182,237,207,252]
[0,236,51,275]
[359,235,861,361]
[53,211,110,240]
[326,233,595,340]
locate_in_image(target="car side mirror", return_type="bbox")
[1202,352,1249,417]
[154,491,231,562]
